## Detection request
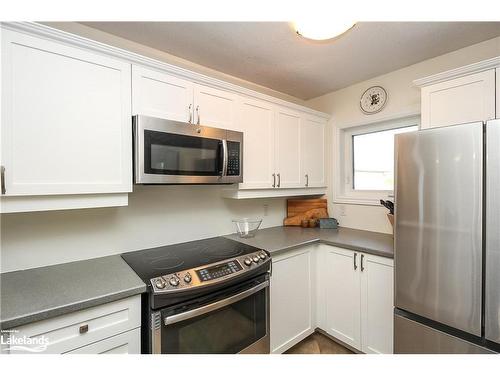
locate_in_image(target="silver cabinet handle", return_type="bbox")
[361,254,365,272]
[305,174,309,187]
[272,173,276,188]
[277,173,281,188]
[188,104,192,123]
[1,166,5,195]
[354,253,358,270]
[196,105,200,125]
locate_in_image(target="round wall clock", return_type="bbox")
[360,86,388,114]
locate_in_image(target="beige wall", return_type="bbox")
[307,36,500,234]
[1,186,286,272]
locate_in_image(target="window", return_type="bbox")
[335,115,419,205]
[352,126,418,191]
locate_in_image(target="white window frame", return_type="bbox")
[333,115,420,206]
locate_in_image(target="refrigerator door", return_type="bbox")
[394,314,493,354]
[395,122,483,336]
[486,119,500,344]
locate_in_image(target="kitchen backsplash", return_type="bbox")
[0,185,286,273]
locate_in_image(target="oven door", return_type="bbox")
[151,276,269,354]
[134,115,228,184]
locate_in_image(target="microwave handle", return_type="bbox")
[164,279,269,326]
[221,140,228,177]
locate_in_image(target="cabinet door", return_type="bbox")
[324,246,361,350]
[270,247,314,354]
[1,29,132,196]
[300,116,326,187]
[238,98,276,189]
[275,107,302,188]
[65,328,140,354]
[360,254,394,354]
[421,70,495,128]
[496,68,500,119]
[193,84,239,130]
[132,65,193,122]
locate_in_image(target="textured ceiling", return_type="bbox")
[81,22,500,100]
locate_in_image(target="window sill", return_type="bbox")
[333,195,389,207]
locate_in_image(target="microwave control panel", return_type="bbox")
[226,141,240,176]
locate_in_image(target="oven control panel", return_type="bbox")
[150,250,270,293]
[196,260,243,281]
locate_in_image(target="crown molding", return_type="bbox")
[1,22,329,119]
[413,56,500,87]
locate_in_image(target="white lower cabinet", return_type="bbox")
[5,295,141,354]
[270,246,315,354]
[360,253,394,354]
[318,245,394,353]
[271,244,394,354]
[66,328,140,354]
[322,246,362,349]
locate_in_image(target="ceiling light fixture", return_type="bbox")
[293,20,356,41]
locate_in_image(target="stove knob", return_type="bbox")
[169,276,180,287]
[252,256,260,263]
[183,273,192,284]
[155,278,166,289]
[259,252,267,260]
[244,258,252,266]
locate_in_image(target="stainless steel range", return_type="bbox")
[121,237,271,354]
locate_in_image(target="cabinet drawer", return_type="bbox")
[9,295,140,354]
[65,328,140,354]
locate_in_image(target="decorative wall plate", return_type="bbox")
[360,86,388,114]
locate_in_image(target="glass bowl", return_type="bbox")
[232,218,262,238]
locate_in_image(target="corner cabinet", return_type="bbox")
[270,246,315,354]
[415,58,500,129]
[1,28,132,212]
[317,245,394,354]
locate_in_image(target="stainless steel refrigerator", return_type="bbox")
[394,120,500,354]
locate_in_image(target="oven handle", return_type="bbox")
[221,139,228,177]
[164,279,269,326]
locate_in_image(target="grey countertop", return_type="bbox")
[1,226,391,330]
[225,226,394,259]
[0,255,146,330]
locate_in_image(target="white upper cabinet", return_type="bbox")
[300,116,326,187]
[420,69,496,128]
[237,97,276,189]
[132,65,193,122]
[193,84,239,130]
[274,107,302,188]
[1,29,132,198]
[497,68,500,118]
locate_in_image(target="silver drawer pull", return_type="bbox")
[79,324,89,334]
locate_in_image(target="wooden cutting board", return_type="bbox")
[287,198,328,218]
[284,198,329,226]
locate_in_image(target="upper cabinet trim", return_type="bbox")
[413,56,500,87]
[1,22,329,119]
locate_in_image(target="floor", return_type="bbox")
[284,332,354,354]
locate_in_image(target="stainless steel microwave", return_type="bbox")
[133,115,243,184]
